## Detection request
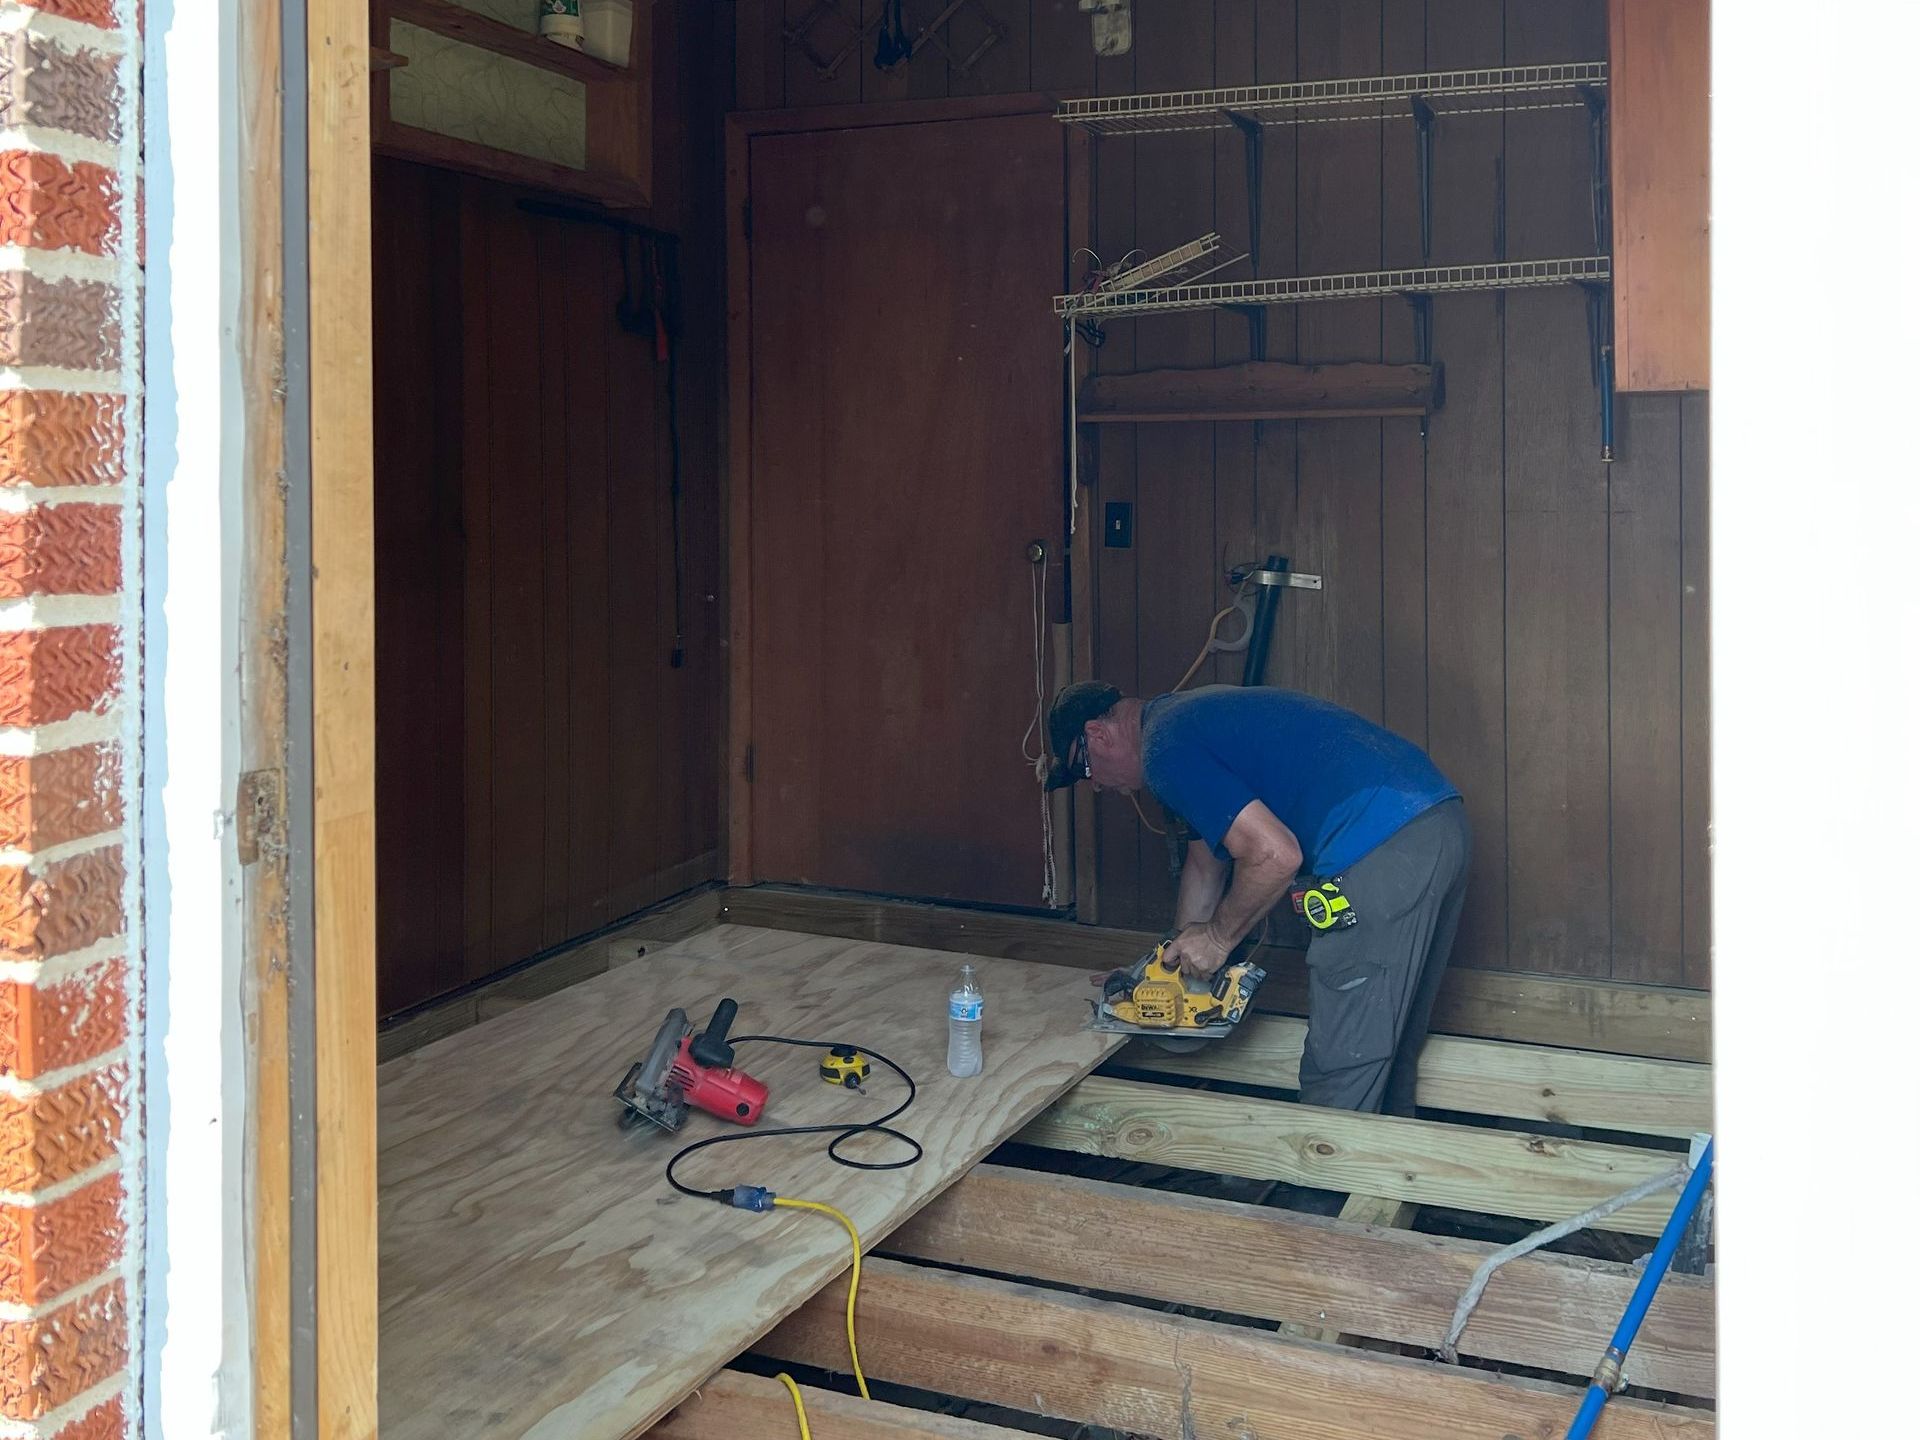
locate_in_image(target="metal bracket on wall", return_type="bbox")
[1222,109,1264,275]
[1400,292,1444,436]
[1579,83,1611,253]
[1411,95,1436,261]
[1579,279,1617,463]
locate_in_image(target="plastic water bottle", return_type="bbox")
[946,964,984,1077]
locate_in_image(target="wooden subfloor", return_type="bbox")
[377,889,1716,1439]
[377,924,1123,1440]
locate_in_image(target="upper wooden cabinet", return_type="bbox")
[371,0,653,207]
[1609,0,1710,392]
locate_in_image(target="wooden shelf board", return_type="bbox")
[389,0,628,86]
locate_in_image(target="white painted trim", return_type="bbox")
[141,0,251,1428]
[1715,2,1919,1435]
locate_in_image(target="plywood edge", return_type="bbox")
[758,1256,1714,1439]
[718,886,1713,1061]
[1022,1075,1687,1236]
[883,1166,1715,1397]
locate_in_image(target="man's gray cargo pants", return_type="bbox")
[1296,798,1471,1116]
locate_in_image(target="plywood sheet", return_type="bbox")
[377,924,1123,1440]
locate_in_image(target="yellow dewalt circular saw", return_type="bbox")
[1092,942,1266,1040]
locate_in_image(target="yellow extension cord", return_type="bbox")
[771,1195,868,1437]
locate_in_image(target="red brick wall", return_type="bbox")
[0,1,136,1436]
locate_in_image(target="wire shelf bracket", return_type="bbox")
[1055,256,1612,322]
[1055,62,1610,136]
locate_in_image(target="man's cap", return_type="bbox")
[1044,681,1124,791]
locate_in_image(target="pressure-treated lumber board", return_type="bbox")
[1020,1076,1684,1235]
[759,1257,1715,1440]
[1078,361,1436,423]
[377,925,1123,1440]
[883,1167,1715,1397]
[719,887,1711,1060]
[655,1370,1034,1440]
[1114,1015,1712,1138]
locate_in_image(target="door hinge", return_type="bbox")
[236,768,286,866]
[742,743,755,783]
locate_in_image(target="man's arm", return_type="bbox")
[1163,801,1302,977]
[1175,840,1228,928]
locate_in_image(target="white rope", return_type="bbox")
[1435,1160,1693,1365]
[1021,545,1058,906]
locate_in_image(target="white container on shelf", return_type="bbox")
[581,0,634,66]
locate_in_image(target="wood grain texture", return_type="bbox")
[376,925,1123,1440]
[374,166,721,1015]
[720,886,1713,1060]
[1078,361,1436,424]
[720,0,1710,990]
[1114,1013,1711,1139]
[1608,0,1709,392]
[885,1166,1716,1397]
[657,1370,1036,1440]
[239,0,291,1420]
[742,110,1067,906]
[1678,393,1711,989]
[1608,396,1686,983]
[759,1255,1715,1439]
[1020,1074,1687,1235]
[1502,0,1611,977]
[311,0,380,1429]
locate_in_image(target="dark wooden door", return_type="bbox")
[746,112,1070,907]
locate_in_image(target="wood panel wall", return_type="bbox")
[373,1,728,1016]
[729,0,1710,990]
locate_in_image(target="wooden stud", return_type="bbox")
[1114,1014,1712,1139]
[882,1167,1715,1398]
[758,1257,1716,1439]
[1019,1075,1688,1236]
[311,0,380,1431]
[240,0,290,1424]
[717,887,1713,1061]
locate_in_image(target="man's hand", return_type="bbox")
[1163,923,1231,980]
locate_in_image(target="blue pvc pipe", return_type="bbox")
[1564,1137,1716,1440]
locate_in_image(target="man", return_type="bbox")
[1045,681,1469,1116]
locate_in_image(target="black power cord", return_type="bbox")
[663,1035,923,1204]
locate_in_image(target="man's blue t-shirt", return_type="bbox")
[1141,686,1459,874]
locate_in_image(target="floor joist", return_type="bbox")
[1020,1076,1688,1235]
[653,1370,1029,1440]
[756,1257,1715,1440]
[1114,1016,1713,1138]
[882,1166,1715,1398]
[718,886,1713,1061]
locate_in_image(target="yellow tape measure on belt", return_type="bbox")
[1292,877,1357,932]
